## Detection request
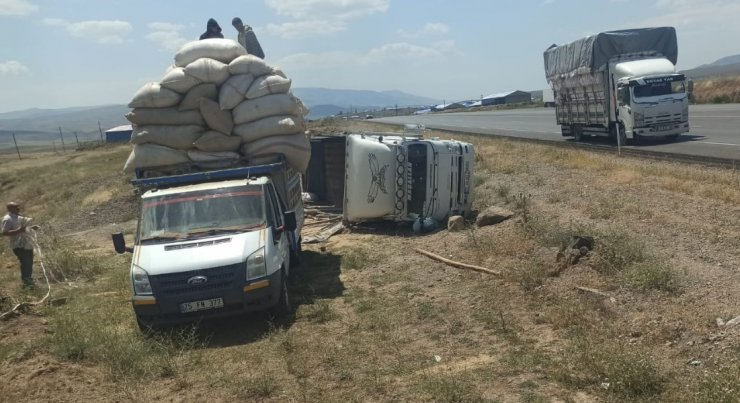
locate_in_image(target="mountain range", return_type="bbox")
[2,53,739,144]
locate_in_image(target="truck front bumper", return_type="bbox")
[132,269,282,326]
[633,122,689,137]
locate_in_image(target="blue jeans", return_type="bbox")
[12,248,34,286]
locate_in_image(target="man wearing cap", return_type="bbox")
[1,202,40,288]
[232,17,265,59]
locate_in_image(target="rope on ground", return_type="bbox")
[0,230,52,321]
[414,248,501,276]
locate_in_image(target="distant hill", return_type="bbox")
[292,88,437,119]
[0,88,438,135]
[0,104,129,142]
[682,54,740,80]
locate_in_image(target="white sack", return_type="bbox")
[160,67,202,94]
[126,108,205,126]
[200,98,234,135]
[128,82,181,108]
[178,83,218,111]
[192,131,242,152]
[233,115,303,143]
[123,144,190,173]
[241,133,311,173]
[174,39,247,67]
[184,58,230,85]
[188,150,241,162]
[130,125,203,149]
[232,93,303,125]
[219,74,254,110]
[245,75,292,99]
[228,54,273,77]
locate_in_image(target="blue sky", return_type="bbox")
[1,0,739,113]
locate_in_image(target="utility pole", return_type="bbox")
[58,127,66,153]
[98,121,104,142]
[12,132,21,160]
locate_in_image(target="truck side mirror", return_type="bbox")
[283,211,297,232]
[112,232,129,254]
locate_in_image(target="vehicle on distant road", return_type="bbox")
[544,27,690,144]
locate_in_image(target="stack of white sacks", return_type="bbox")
[123,39,310,174]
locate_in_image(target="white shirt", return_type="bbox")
[1,213,33,250]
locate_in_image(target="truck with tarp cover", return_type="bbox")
[544,27,689,144]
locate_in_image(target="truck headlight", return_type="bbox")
[132,265,153,295]
[246,247,267,280]
[634,112,644,127]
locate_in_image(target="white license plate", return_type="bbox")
[655,125,672,131]
[179,298,224,313]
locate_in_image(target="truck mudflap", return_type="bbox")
[132,269,282,326]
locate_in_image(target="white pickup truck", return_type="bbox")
[113,160,303,329]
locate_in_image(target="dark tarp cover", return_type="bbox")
[544,27,677,79]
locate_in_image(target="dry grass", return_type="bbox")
[693,75,740,104]
[0,122,738,402]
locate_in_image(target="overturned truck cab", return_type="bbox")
[343,133,475,224]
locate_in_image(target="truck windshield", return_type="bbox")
[139,185,265,242]
[633,80,685,98]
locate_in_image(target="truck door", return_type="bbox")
[265,184,289,275]
[617,84,634,135]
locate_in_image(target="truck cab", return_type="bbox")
[613,58,690,140]
[114,162,303,328]
[343,134,474,223]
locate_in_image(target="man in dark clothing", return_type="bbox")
[232,17,265,59]
[200,18,224,40]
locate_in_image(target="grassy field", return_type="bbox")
[693,74,740,104]
[0,122,738,402]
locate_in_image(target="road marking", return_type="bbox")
[699,141,740,147]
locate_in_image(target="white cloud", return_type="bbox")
[264,19,347,39]
[541,0,555,5]
[42,19,133,44]
[0,0,39,16]
[264,0,389,20]
[398,23,450,39]
[276,40,458,69]
[642,0,740,30]
[0,60,30,75]
[41,17,67,27]
[146,22,188,52]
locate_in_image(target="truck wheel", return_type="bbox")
[136,315,155,334]
[290,237,302,268]
[617,124,628,146]
[272,270,292,318]
[573,126,583,142]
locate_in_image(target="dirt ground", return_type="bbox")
[0,125,738,402]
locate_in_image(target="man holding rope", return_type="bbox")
[1,202,40,289]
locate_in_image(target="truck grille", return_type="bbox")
[150,263,243,297]
[645,113,683,126]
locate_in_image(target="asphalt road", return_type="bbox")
[375,104,740,161]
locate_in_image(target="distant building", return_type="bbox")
[481,90,531,106]
[105,125,132,143]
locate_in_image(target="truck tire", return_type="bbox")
[290,236,302,268]
[617,124,627,146]
[136,315,155,334]
[271,269,292,318]
[573,125,583,142]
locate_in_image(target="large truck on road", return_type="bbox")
[544,27,690,144]
[113,160,303,329]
